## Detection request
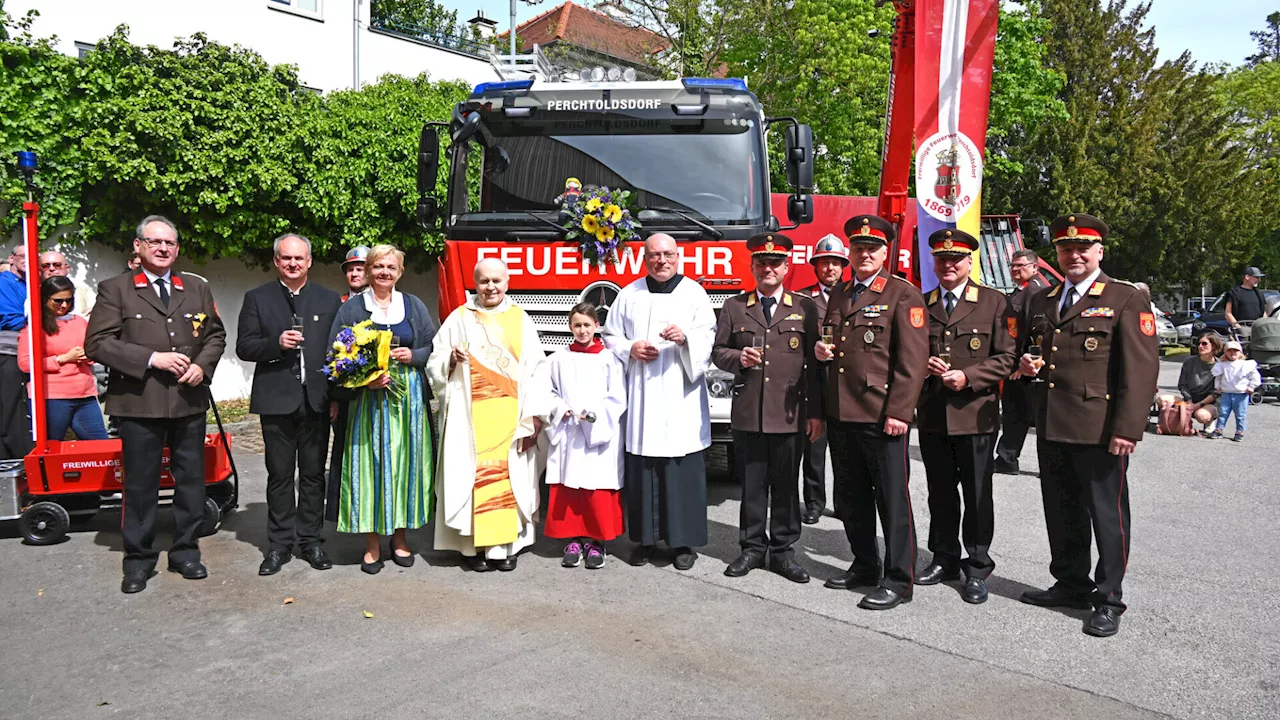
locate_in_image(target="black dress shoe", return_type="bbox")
[823,565,881,590]
[673,548,698,571]
[493,556,517,572]
[167,560,208,580]
[121,572,148,594]
[300,546,333,570]
[1020,585,1093,609]
[464,554,493,572]
[391,550,415,568]
[1083,606,1120,637]
[628,545,655,567]
[858,586,911,610]
[769,558,810,584]
[993,458,1019,474]
[259,550,291,576]
[916,562,961,586]
[723,553,765,578]
[361,556,384,575]
[801,506,822,525]
[962,577,989,604]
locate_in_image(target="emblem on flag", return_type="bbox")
[935,145,960,204]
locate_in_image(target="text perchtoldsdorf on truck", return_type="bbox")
[416,76,817,445]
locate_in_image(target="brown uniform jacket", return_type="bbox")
[795,282,834,321]
[916,282,1018,435]
[713,291,822,434]
[1020,272,1159,445]
[86,271,227,419]
[822,270,929,425]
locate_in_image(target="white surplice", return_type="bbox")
[425,297,550,560]
[602,276,715,458]
[546,347,627,490]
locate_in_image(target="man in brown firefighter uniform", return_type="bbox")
[815,215,929,610]
[712,233,823,584]
[1017,213,1159,637]
[793,234,848,524]
[915,229,1018,605]
[86,215,227,594]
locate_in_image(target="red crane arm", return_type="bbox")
[877,1,916,280]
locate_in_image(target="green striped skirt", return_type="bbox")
[337,363,434,534]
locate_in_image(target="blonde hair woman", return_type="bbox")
[328,245,438,573]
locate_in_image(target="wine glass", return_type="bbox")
[821,325,835,346]
[389,335,401,362]
[751,335,765,368]
[291,314,305,350]
[1027,334,1045,383]
[938,346,952,368]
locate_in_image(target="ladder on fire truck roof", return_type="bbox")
[490,43,556,81]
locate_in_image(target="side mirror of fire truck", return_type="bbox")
[785,124,815,193]
[417,125,441,229]
[787,194,814,225]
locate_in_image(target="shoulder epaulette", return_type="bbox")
[179,271,208,282]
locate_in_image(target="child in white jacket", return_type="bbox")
[1209,340,1261,441]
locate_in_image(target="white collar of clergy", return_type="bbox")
[362,288,406,324]
[466,295,513,314]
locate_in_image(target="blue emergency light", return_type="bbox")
[472,78,536,95]
[16,151,37,170]
[680,78,749,92]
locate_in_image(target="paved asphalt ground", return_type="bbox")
[2,359,1277,720]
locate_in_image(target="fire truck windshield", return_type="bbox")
[446,112,768,237]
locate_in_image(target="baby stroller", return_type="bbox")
[1248,313,1280,403]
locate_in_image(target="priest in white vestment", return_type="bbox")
[602,233,716,570]
[427,259,549,572]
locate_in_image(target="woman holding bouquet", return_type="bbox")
[328,245,437,573]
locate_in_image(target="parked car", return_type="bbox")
[1153,307,1178,347]
[1189,290,1280,344]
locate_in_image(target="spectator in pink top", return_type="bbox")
[18,276,108,440]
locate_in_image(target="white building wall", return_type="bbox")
[7,0,469,401]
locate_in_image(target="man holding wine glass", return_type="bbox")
[1015,213,1159,638]
[813,215,928,611]
[914,229,1018,605]
[712,233,823,584]
[236,234,341,576]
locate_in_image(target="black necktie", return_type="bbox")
[762,296,776,323]
[944,291,957,316]
[1062,287,1078,313]
[156,277,169,307]
[852,284,867,300]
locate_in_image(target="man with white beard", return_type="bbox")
[603,233,716,570]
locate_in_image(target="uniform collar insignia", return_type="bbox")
[1048,285,1061,298]
[1088,281,1105,296]
[965,285,980,302]
[746,294,757,307]
[133,273,148,289]
[869,275,887,293]
[783,293,793,307]
[927,289,939,304]
[171,275,184,291]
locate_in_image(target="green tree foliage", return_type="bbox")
[0,23,469,264]
[1246,11,1280,67]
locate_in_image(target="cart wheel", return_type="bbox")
[1250,391,1264,405]
[198,497,222,537]
[19,502,71,545]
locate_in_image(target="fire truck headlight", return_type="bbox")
[705,368,734,399]
[623,68,637,82]
[590,66,605,82]
[606,66,622,81]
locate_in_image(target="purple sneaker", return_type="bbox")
[562,541,583,568]
[584,541,606,570]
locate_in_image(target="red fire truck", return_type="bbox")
[416,76,1056,445]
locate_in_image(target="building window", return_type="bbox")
[74,41,96,59]
[268,0,322,20]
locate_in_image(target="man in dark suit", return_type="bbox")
[793,234,847,524]
[815,215,929,611]
[1017,213,1159,637]
[86,215,226,594]
[915,229,1018,605]
[712,233,823,584]
[237,234,341,575]
[994,249,1048,474]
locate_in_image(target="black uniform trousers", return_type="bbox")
[0,354,32,458]
[732,430,802,560]
[625,451,708,548]
[1037,440,1130,612]
[260,387,329,553]
[827,421,917,595]
[325,402,348,523]
[118,413,206,574]
[918,430,996,579]
[800,433,827,512]
[996,379,1035,465]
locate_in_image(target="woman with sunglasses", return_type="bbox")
[1158,333,1222,432]
[17,276,108,440]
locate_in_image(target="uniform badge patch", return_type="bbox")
[789,337,799,350]
[1007,317,1018,339]
[1080,307,1114,318]
[864,329,875,344]
[965,286,979,302]
[870,276,887,293]
[910,307,925,328]
[132,273,148,289]
[171,276,184,291]
[1087,281,1105,297]
[1139,312,1155,337]
[784,313,803,321]
[970,337,981,351]
[1084,337,1099,352]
